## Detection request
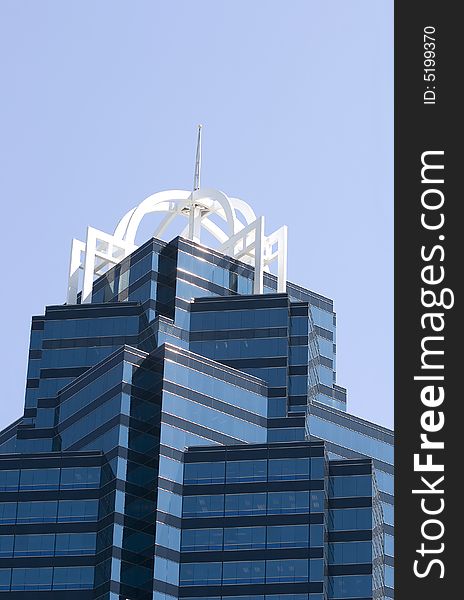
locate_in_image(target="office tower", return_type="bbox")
[0,181,393,599]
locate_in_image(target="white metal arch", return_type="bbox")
[67,187,287,304]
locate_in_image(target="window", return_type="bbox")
[57,499,99,522]
[184,462,225,485]
[11,567,53,591]
[53,566,94,590]
[181,528,223,552]
[222,561,265,585]
[182,495,224,518]
[179,562,222,586]
[267,525,309,549]
[226,460,267,483]
[329,475,372,498]
[16,501,57,523]
[329,508,372,531]
[60,466,100,489]
[0,536,13,558]
[14,534,55,556]
[0,470,19,492]
[267,491,309,514]
[224,527,266,550]
[55,533,96,556]
[225,493,266,516]
[310,491,325,512]
[268,458,310,481]
[266,559,308,583]
[310,525,324,547]
[0,503,16,524]
[328,541,372,564]
[0,569,10,591]
[19,468,60,490]
[328,575,372,598]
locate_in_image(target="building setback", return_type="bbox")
[0,187,394,599]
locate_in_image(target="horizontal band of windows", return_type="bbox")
[177,239,254,274]
[163,381,266,425]
[163,348,267,394]
[181,514,325,529]
[45,302,141,321]
[182,476,325,495]
[190,328,288,342]
[179,582,324,597]
[184,441,326,462]
[161,413,244,448]
[177,271,242,296]
[328,463,372,477]
[191,296,289,312]
[180,547,325,563]
[42,335,140,349]
[309,405,394,445]
[321,442,394,476]
[57,348,134,402]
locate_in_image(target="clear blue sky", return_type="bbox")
[0,1,393,430]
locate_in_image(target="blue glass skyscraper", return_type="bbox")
[0,184,393,599]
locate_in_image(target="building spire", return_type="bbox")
[193,124,202,191]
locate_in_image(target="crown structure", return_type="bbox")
[67,127,288,304]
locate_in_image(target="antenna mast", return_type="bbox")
[193,124,202,191]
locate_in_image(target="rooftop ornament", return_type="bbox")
[67,126,288,304]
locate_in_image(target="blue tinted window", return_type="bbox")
[19,468,60,490]
[328,575,372,598]
[0,536,13,557]
[155,523,181,551]
[266,559,308,583]
[385,565,394,588]
[267,491,309,514]
[329,475,372,498]
[224,527,266,550]
[180,562,222,586]
[310,491,325,512]
[225,493,266,516]
[16,501,57,523]
[310,525,324,547]
[60,467,100,489]
[311,458,325,479]
[53,566,94,590]
[267,525,308,549]
[181,528,223,552]
[57,499,99,522]
[329,508,372,531]
[0,503,16,524]
[226,460,267,483]
[222,561,265,584]
[182,495,224,518]
[384,534,394,556]
[11,567,53,591]
[383,503,394,525]
[0,569,10,591]
[0,470,19,492]
[157,489,182,517]
[14,534,55,556]
[55,533,96,555]
[268,458,310,481]
[328,541,372,564]
[184,462,225,485]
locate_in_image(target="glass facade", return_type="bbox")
[0,234,393,599]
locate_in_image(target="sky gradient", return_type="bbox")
[0,1,393,430]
